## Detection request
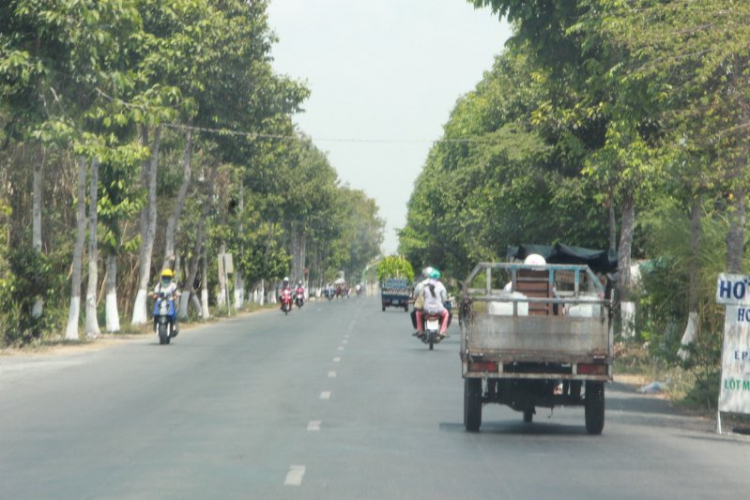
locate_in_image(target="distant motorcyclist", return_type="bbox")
[278,277,293,309]
[151,268,180,334]
[416,269,449,338]
[294,280,306,307]
[278,277,291,295]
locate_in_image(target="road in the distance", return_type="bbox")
[1,295,748,500]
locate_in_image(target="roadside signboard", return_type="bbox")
[717,274,750,417]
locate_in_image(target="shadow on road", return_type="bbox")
[439,421,588,436]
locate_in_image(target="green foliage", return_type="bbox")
[377,256,414,283]
[0,0,383,345]
[0,247,64,345]
[400,48,610,279]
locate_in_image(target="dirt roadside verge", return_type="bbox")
[0,302,280,359]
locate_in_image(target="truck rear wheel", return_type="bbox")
[523,409,534,423]
[464,378,482,432]
[585,382,605,435]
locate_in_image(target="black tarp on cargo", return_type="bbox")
[506,243,618,274]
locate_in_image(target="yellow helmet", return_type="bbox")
[161,269,174,279]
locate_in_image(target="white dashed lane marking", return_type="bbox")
[307,421,321,431]
[320,391,331,400]
[342,340,348,344]
[337,346,345,351]
[328,371,337,378]
[284,465,306,486]
[333,357,341,363]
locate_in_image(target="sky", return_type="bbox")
[266,0,512,254]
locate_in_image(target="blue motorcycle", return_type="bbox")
[152,291,177,345]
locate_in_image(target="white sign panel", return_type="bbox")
[716,273,750,305]
[718,305,750,414]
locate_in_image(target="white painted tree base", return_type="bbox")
[201,288,210,319]
[179,292,190,319]
[85,293,101,337]
[234,287,244,310]
[32,299,43,319]
[621,301,636,338]
[678,311,698,360]
[131,289,149,325]
[65,297,80,340]
[105,292,120,332]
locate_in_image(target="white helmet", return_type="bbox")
[283,276,289,282]
[524,254,547,266]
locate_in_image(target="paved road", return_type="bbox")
[1,296,749,499]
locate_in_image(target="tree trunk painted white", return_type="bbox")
[162,126,193,270]
[179,291,190,319]
[234,185,245,310]
[618,192,636,337]
[201,244,210,319]
[180,163,217,319]
[85,158,101,337]
[234,271,245,309]
[65,157,88,340]
[217,242,227,308]
[105,254,120,333]
[678,312,699,361]
[267,282,277,305]
[679,196,703,358]
[132,126,162,325]
[32,158,44,318]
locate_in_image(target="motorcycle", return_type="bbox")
[422,309,444,351]
[152,291,177,345]
[294,289,305,308]
[280,289,293,315]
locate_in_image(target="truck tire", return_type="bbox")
[464,378,482,432]
[523,409,534,423]
[585,382,605,435]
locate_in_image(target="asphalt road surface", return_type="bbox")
[1,296,749,499]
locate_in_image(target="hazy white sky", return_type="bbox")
[267,1,511,253]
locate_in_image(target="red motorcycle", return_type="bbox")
[280,289,293,315]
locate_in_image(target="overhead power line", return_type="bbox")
[162,122,495,145]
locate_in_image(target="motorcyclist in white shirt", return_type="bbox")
[416,269,450,338]
[411,266,433,335]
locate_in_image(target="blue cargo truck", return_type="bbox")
[380,277,411,312]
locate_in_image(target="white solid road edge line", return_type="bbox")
[320,391,331,400]
[284,465,306,486]
[307,420,321,431]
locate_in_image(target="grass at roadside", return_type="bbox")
[613,340,750,432]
